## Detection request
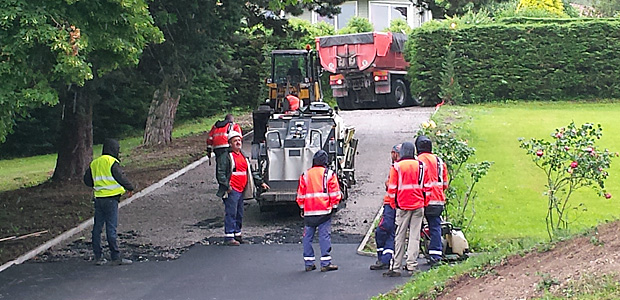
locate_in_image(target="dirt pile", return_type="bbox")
[434,220,620,299]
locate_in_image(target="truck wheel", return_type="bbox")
[389,79,408,108]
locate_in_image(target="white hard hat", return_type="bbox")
[228,131,242,141]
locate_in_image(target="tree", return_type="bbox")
[140,0,346,146]
[1,0,163,181]
[140,0,246,146]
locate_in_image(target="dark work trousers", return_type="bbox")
[302,216,332,267]
[426,205,444,260]
[92,196,121,260]
[223,190,244,241]
[375,204,396,265]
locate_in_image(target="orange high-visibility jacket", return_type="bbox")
[417,153,449,206]
[206,122,242,151]
[386,159,425,210]
[296,166,342,216]
[286,95,300,111]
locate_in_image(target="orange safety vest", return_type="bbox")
[418,153,449,206]
[386,159,425,210]
[229,151,248,192]
[207,122,242,150]
[286,95,300,111]
[296,166,342,216]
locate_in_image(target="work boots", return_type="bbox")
[320,264,338,272]
[305,265,317,272]
[369,260,389,270]
[224,239,240,246]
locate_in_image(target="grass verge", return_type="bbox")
[0,110,249,193]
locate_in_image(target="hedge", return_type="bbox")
[406,18,620,104]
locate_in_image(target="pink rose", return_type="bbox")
[570,161,578,168]
[604,193,612,199]
[536,150,544,157]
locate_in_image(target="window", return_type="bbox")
[313,1,357,31]
[369,2,412,31]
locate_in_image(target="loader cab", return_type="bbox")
[266,49,323,113]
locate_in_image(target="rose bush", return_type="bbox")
[519,122,617,239]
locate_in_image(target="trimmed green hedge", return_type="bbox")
[406,18,620,105]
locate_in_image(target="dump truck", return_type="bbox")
[316,32,421,110]
[251,102,357,212]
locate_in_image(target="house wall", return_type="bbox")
[292,0,431,31]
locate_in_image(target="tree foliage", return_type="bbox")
[0,0,163,144]
[517,0,566,16]
[338,16,374,34]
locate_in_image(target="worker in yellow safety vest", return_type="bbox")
[84,138,135,266]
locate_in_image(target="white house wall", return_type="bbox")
[293,0,431,31]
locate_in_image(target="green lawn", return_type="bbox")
[0,112,234,192]
[449,101,620,247]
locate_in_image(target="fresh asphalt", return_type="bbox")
[0,243,430,300]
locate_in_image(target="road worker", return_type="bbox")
[285,93,301,113]
[83,138,134,266]
[206,114,242,169]
[216,131,269,246]
[296,150,341,272]
[383,142,425,277]
[416,135,449,266]
[370,144,401,270]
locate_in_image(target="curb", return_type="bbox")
[0,131,253,273]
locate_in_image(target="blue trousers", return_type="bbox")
[223,190,244,240]
[375,204,396,265]
[426,214,443,260]
[92,197,120,260]
[303,217,332,267]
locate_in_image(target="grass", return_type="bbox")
[373,100,620,300]
[458,101,620,247]
[0,112,239,192]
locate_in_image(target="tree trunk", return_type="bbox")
[52,86,93,182]
[143,85,180,146]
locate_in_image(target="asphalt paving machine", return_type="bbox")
[251,102,357,212]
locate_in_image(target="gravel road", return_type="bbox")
[42,107,435,262]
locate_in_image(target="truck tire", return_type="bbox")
[389,79,408,108]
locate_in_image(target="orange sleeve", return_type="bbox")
[328,172,342,207]
[206,125,215,147]
[296,173,306,209]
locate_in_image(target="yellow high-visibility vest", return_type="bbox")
[91,155,126,197]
